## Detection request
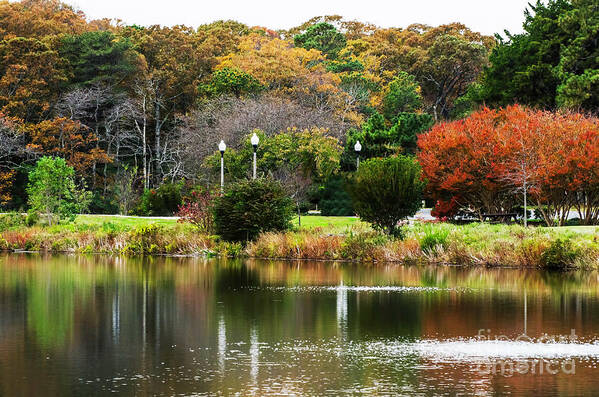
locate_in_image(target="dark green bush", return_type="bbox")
[346,155,424,235]
[541,238,580,269]
[133,182,183,216]
[89,191,119,214]
[313,176,354,216]
[213,178,294,242]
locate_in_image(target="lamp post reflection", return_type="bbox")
[250,326,259,386]
[218,313,226,375]
[336,280,348,341]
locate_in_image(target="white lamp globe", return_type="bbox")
[354,141,362,153]
[218,140,226,152]
[251,133,260,146]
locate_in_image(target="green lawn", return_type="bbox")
[74,214,178,229]
[73,214,362,232]
[293,215,364,230]
[72,214,599,236]
[551,225,599,234]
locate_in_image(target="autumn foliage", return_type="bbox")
[418,105,599,225]
[176,190,215,233]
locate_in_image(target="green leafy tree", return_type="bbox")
[312,176,354,216]
[203,67,262,98]
[346,155,424,235]
[326,59,364,73]
[358,112,390,156]
[207,128,341,182]
[59,30,138,87]
[555,0,599,110]
[482,0,574,109]
[382,72,423,122]
[450,82,485,119]
[213,178,294,241]
[133,182,183,216]
[482,0,599,112]
[387,112,434,155]
[345,111,432,162]
[342,114,390,168]
[294,22,347,59]
[27,156,90,225]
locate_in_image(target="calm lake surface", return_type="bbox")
[1,254,599,396]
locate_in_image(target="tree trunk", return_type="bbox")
[154,100,161,186]
[523,182,527,228]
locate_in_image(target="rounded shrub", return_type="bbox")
[346,155,424,235]
[133,182,183,216]
[213,178,294,242]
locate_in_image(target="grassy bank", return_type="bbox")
[0,214,598,268]
[247,223,599,269]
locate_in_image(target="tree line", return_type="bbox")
[0,0,596,219]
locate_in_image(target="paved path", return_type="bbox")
[410,208,435,221]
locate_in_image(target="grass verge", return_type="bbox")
[0,213,598,268]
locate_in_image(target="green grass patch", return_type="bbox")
[293,215,364,231]
[73,214,178,229]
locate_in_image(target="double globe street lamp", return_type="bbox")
[218,133,260,193]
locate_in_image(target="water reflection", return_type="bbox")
[0,254,598,395]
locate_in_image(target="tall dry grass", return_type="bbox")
[247,223,599,268]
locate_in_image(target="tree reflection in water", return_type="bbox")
[0,254,597,395]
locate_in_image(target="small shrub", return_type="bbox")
[216,241,244,257]
[2,229,35,249]
[213,178,294,242]
[100,221,124,236]
[541,238,580,269]
[133,182,183,216]
[313,176,354,216]
[177,190,214,233]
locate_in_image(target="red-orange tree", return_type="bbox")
[417,107,511,220]
[418,105,599,225]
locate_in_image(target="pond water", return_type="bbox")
[0,254,599,396]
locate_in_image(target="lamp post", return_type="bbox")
[251,133,259,179]
[219,140,226,193]
[354,140,362,170]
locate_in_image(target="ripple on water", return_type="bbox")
[382,339,599,361]
[258,285,462,293]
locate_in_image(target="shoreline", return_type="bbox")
[0,221,597,269]
[0,250,564,271]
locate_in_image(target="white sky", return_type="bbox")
[62,0,533,36]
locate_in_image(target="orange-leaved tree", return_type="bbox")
[418,105,599,225]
